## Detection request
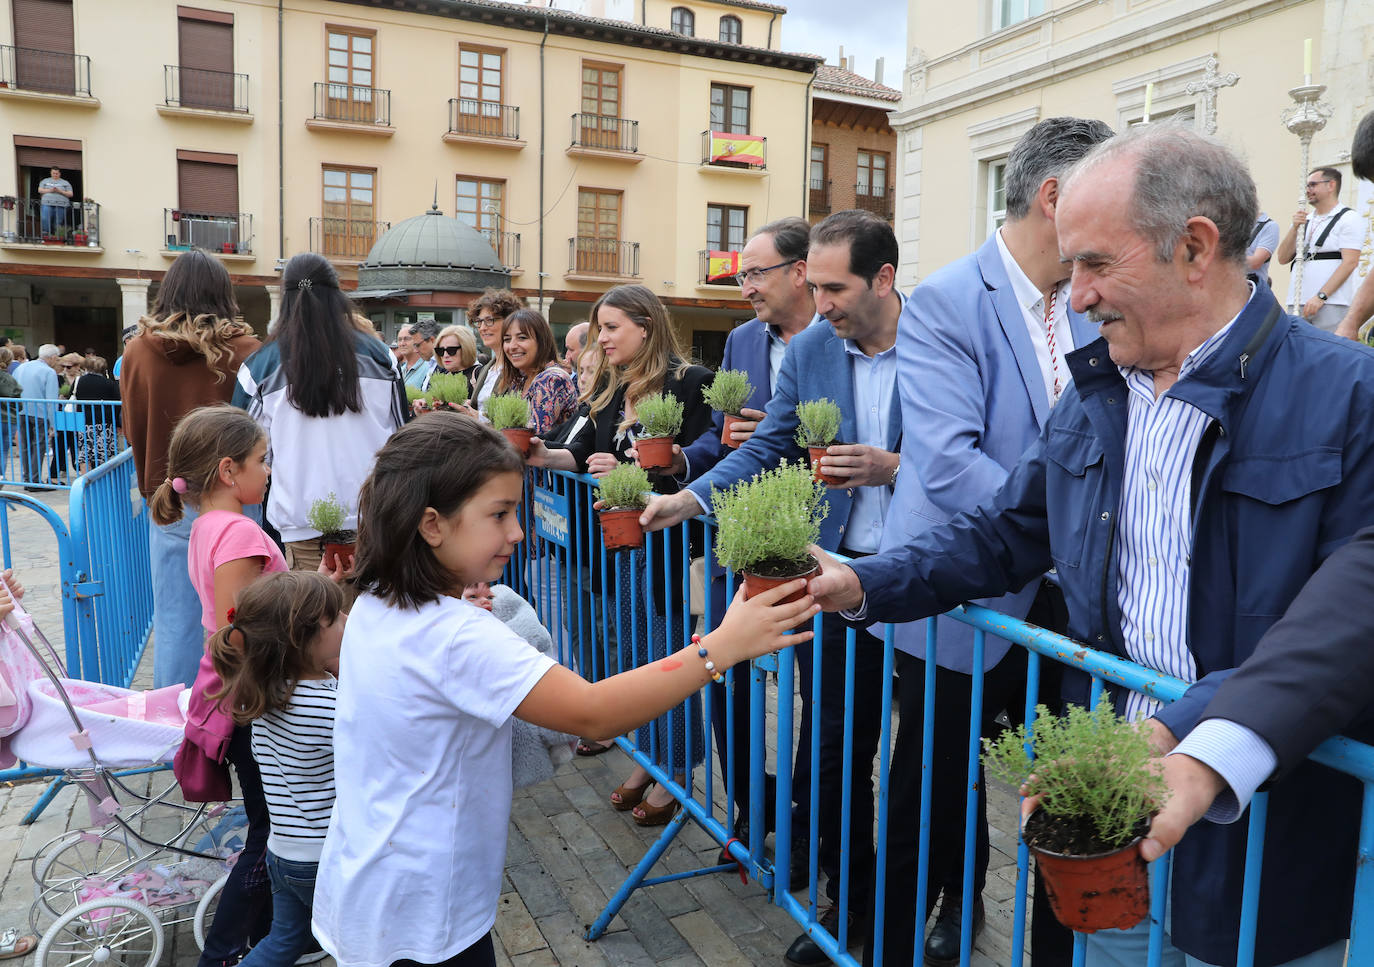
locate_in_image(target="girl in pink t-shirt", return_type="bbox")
[150,404,286,967]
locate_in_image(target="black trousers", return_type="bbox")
[865,584,1073,967]
[391,934,495,967]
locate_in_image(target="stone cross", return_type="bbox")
[1185,55,1240,135]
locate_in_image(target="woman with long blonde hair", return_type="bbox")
[121,249,261,690]
[528,284,714,825]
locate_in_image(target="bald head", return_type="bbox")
[564,322,589,371]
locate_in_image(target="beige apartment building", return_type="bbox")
[891,0,1374,294]
[0,0,819,361]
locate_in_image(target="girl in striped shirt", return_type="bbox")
[209,570,347,967]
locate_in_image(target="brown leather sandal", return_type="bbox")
[610,780,651,811]
[632,797,681,827]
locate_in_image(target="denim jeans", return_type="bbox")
[149,508,204,688]
[18,416,48,483]
[40,204,65,236]
[238,853,318,967]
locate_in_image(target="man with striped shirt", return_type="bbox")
[809,124,1374,966]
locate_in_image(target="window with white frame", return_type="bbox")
[986,160,1007,239]
[993,0,1045,31]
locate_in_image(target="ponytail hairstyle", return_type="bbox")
[352,411,524,609]
[207,570,344,725]
[268,253,361,417]
[149,405,266,526]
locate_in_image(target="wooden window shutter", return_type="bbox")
[11,0,74,52]
[177,158,239,215]
[178,16,233,72]
[14,135,82,170]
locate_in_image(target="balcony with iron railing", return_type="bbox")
[568,114,642,161]
[567,237,640,280]
[697,250,743,288]
[854,185,894,220]
[445,99,522,147]
[0,45,94,103]
[700,130,767,173]
[310,216,389,262]
[809,179,831,215]
[0,198,101,251]
[478,228,522,269]
[307,82,394,135]
[163,209,254,258]
[161,65,250,117]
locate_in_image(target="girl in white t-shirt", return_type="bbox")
[313,412,818,967]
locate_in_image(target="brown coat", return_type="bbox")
[120,330,261,498]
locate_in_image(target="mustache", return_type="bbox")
[1086,308,1124,325]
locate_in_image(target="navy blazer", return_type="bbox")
[882,234,1097,670]
[687,313,902,555]
[680,318,775,481]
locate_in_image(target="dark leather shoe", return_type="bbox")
[787,838,809,892]
[923,892,985,967]
[783,905,855,967]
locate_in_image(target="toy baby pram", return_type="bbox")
[0,583,243,966]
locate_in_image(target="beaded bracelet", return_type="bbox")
[691,633,725,683]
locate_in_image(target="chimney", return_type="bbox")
[875,57,884,85]
[838,44,845,68]
[847,55,855,72]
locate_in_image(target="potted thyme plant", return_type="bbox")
[307,492,357,571]
[982,694,1168,933]
[487,392,533,456]
[794,398,844,486]
[633,392,684,471]
[711,460,827,601]
[423,372,470,411]
[595,463,652,551]
[701,369,755,449]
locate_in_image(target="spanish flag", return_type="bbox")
[707,250,740,282]
[708,131,766,166]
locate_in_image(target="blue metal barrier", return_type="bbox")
[508,466,1373,967]
[0,398,123,491]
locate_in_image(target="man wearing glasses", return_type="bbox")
[1276,167,1364,332]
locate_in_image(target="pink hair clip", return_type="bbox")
[171,477,188,494]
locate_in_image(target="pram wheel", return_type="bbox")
[32,831,140,925]
[191,874,225,952]
[35,896,163,967]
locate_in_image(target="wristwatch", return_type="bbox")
[889,458,901,487]
[1318,291,1330,301]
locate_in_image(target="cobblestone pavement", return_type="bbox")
[0,489,1027,966]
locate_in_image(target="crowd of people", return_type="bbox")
[1,112,1373,967]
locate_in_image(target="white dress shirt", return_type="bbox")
[996,229,1074,407]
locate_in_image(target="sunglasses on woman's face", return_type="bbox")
[437,345,462,356]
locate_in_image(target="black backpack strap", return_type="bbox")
[1306,207,1350,257]
[1250,217,1271,246]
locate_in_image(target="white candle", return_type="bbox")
[1142,82,1153,124]
[1304,38,1312,84]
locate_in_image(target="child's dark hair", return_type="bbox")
[352,411,525,609]
[208,570,344,725]
[149,405,265,526]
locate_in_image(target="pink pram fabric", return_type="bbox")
[11,679,187,769]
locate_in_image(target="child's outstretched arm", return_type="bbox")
[0,569,25,623]
[514,580,819,741]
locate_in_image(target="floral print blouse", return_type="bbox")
[507,364,578,436]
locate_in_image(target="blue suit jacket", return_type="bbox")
[680,318,774,481]
[882,235,1096,671]
[687,315,902,555]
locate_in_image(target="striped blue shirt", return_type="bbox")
[1116,292,1249,722]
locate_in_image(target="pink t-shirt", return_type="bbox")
[188,510,288,633]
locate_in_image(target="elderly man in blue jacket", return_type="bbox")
[644,210,903,967]
[809,125,1374,966]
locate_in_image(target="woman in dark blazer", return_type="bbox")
[529,284,714,826]
[71,353,121,470]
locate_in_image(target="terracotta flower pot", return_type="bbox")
[502,427,533,456]
[720,413,744,449]
[635,435,675,471]
[808,444,845,487]
[742,555,820,604]
[321,540,356,572]
[1032,837,1150,934]
[599,507,645,551]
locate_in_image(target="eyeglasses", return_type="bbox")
[474,316,499,330]
[735,259,799,287]
[1306,179,1333,189]
[437,345,462,356]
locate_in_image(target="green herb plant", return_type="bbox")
[425,372,470,408]
[701,369,754,417]
[635,392,684,439]
[794,398,842,448]
[982,694,1168,852]
[596,463,652,511]
[404,384,426,405]
[486,392,532,431]
[711,461,828,575]
[307,492,352,540]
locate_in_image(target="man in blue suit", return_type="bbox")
[644,210,903,967]
[875,116,1112,967]
[673,216,815,867]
